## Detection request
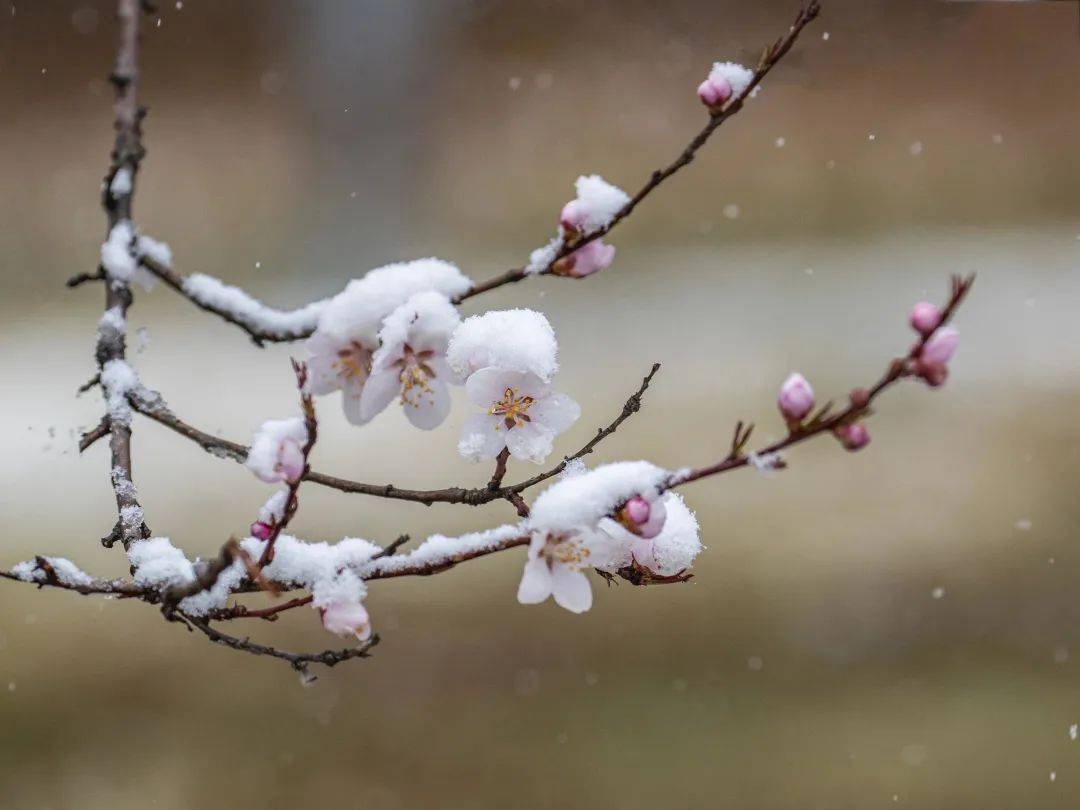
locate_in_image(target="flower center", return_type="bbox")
[331,342,372,381]
[541,533,591,571]
[395,344,438,409]
[490,387,534,430]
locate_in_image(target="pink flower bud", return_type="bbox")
[778,373,815,422]
[319,602,372,642]
[617,494,667,539]
[920,326,959,365]
[559,200,587,235]
[909,301,942,336]
[276,440,306,484]
[249,521,273,541]
[697,76,733,109]
[835,422,870,452]
[916,360,949,388]
[555,238,615,278]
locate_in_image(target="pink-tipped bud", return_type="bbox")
[835,422,871,452]
[920,326,959,366]
[910,301,942,337]
[554,238,616,278]
[559,199,587,235]
[697,76,733,109]
[319,602,372,642]
[250,521,273,541]
[617,494,667,539]
[778,373,815,422]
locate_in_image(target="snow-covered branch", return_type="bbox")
[3,1,979,678]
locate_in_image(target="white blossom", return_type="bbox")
[458,368,580,464]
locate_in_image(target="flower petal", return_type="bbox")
[505,421,556,464]
[530,392,581,434]
[517,558,553,605]
[341,379,371,426]
[551,565,593,613]
[404,378,451,430]
[358,369,400,423]
[464,367,548,407]
[458,413,506,461]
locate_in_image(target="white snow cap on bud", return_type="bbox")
[246,417,308,484]
[447,308,559,382]
[560,175,630,236]
[698,61,754,109]
[601,492,702,576]
[778,373,815,422]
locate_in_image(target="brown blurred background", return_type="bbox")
[2,1,1080,808]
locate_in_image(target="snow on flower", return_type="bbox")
[246,417,308,484]
[458,368,580,463]
[446,309,559,382]
[525,462,702,592]
[698,61,755,110]
[357,291,461,429]
[312,570,372,642]
[559,175,630,237]
[306,258,471,423]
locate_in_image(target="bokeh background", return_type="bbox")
[2,1,1080,807]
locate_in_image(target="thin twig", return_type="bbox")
[454,2,822,304]
[669,275,975,490]
[130,364,661,507]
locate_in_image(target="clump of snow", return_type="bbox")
[316,258,473,347]
[101,222,138,281]
[372,291,460,370]
[447,309,558,381]
[526,235,563,275]
[245,417,308,484]
[649,493,702,575]
[182,274,327,338]
[241,534,382,591]
[560,458,587,479]
[571,175,630,235]
[707,62,754,102]
[110,167,133,198]
[100,359,139,425]
[137,234,172,268]
[529,461,670,534]
[11,556,95,588]
[360,524,524,578]
[128,537,196,588]
[98,306,126,336]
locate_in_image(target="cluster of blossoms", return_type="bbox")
[519,462,702,613]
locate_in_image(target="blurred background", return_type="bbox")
[1,0,1079,807]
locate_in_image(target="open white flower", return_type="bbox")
[356,291,461,429]
[517,530,596,613]
[459,368,580,463]
[305,331,374,425]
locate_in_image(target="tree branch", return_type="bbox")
[454,2,822,304]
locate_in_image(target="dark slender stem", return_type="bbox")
[454,2,822,304]
[130,364,660,507]
[670,274,974,490]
